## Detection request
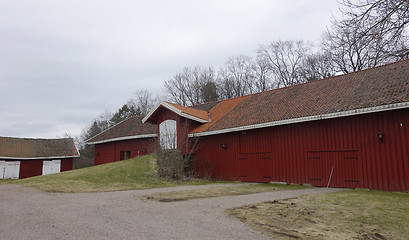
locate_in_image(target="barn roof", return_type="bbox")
[90,59,409,141]
[142,101,209,124]
[0,137,79,159]
[86,115,157,145]
[190,100,222,112]
[189,59,409,136]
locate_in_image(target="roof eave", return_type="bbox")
[0,155,80,160]
[189,101,409,137]
[142,101,208,124]
[86,134,157,145]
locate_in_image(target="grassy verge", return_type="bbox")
[227,189,409,240]
[0,154,221,193]
[141,183,308,202]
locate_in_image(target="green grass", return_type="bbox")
[142,183,308,202]
[227,189,409,240]
[0,154,221,193]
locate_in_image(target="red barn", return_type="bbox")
[86,115,157,165]
[142,59,409,192]
[0,137,79,179]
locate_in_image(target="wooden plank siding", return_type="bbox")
[193,108,409,192]
[94,138,156,165]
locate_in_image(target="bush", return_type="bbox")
[156,149,191,180]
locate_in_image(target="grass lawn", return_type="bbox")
[227,189,409,240]
[141,183,308,202]
[0,154,222,193]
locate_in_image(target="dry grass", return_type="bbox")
[0,154,222,193]
[141,183,308,202]
[227,189,409,240]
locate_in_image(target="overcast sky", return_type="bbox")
[0,0,341,139]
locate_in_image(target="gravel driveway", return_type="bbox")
[0,184,339,240]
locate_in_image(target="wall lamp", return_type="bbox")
[378,131,384,143]
[221,142,227,150]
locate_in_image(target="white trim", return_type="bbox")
[86,134,157,145]
[189,102,409,137]
[142,101,164,123]
[179,112,208,123]
[142,101,208,123]
[0,155,80,160]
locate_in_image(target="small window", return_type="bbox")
[120,151,131,160]
[159,119,177,149]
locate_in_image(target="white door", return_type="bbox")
[0,161,5,179]
[3,161,20,179]
[42,160,61,175]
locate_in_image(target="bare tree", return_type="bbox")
[217,55,255,99]
[257,40,313,88]
[301,52,336,81]
[323,17,404,73]
[322,0,408,73]
[339,0,409,58]
[216,67,234,100]
[164,66,217,106]
[127,89,157,115]
[96,110,112,131]
[253,54,273,92]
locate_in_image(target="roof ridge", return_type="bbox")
[188,100,222,108]
[204,58,409,102]
[308,58,409,84]
[86,114,146,143]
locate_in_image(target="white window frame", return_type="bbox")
[159,119,177,149]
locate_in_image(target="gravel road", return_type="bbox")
[0,184,339,240]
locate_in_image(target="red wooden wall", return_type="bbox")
[193,108,409,192]
[19,160,43,179]
[155,108,201,154]
[61,158,73,172]
[18,158,74,179]
[94,138,156,165]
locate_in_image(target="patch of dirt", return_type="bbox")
[227,190,409,240]
[227,197,356,240]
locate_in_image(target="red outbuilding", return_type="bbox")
[0,137,79,179]
[142,59,409,192]
[86,115,157,165]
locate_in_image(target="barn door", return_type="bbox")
[2,161,20,179]
[238,153,272,183]
[308,150,359,188]
[42,160,61,175]
[333,151,360,188]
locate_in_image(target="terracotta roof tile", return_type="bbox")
[86,115,157,144]
[192,59,409,133]
[190,101,222,111]
[0,137,79,158]
[190,96,248,133]
[165,102,209,122]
